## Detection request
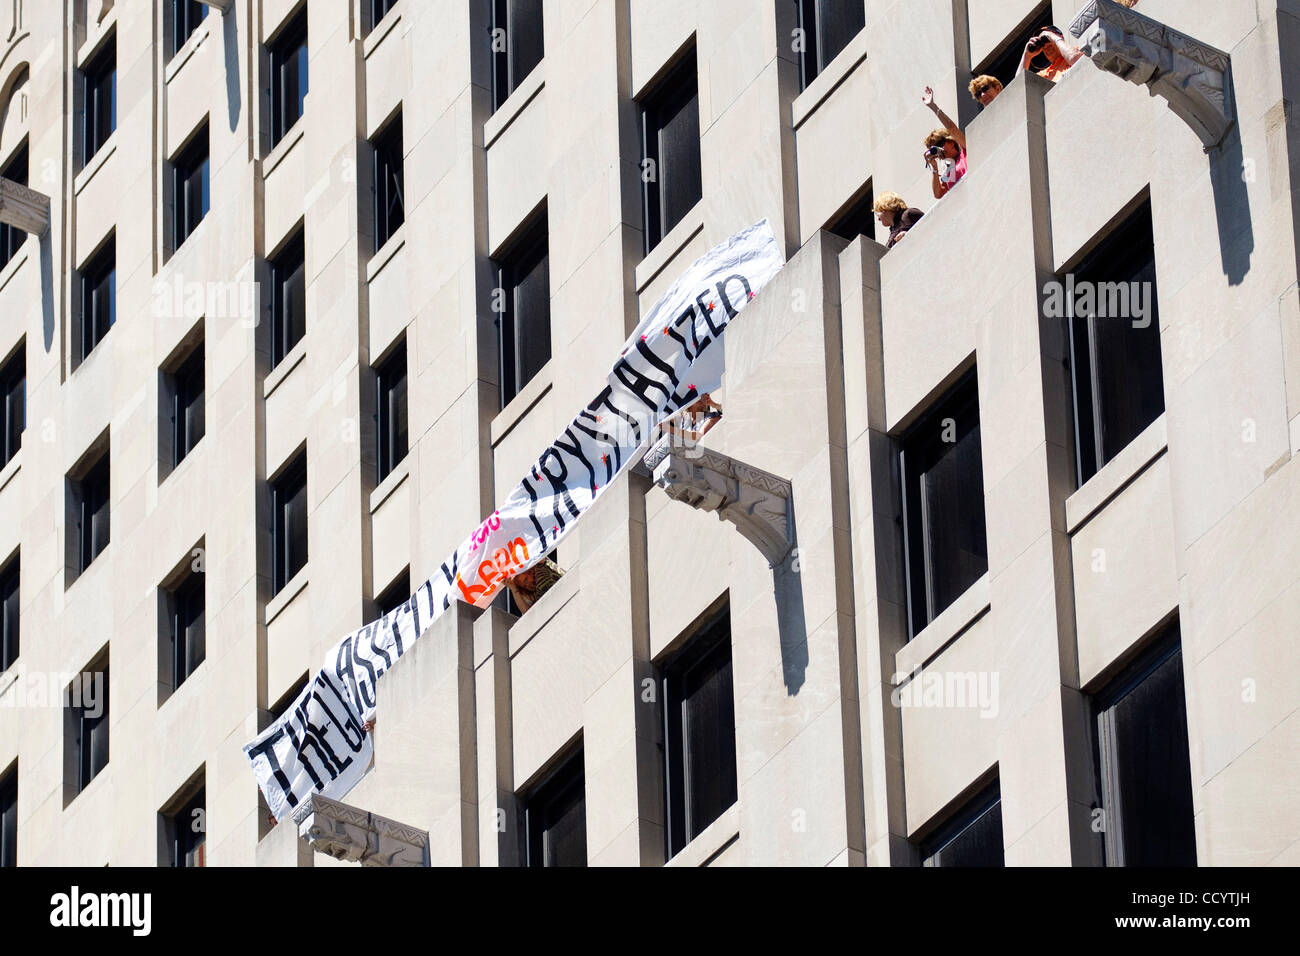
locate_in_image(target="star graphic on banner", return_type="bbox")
[707,301,715,311]
[748,291,755,299]
[662,327,670,335]
[640,334,647,342]
[602,454,609,464]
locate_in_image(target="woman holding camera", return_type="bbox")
[921,87,967,199]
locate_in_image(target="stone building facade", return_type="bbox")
[0,0,1297,866]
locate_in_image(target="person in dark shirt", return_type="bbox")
[873,191,924,248]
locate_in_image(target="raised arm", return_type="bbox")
[921,86,966,151]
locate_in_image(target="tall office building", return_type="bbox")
[0,0,1297,867]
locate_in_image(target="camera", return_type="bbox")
[1026,35,1048,52]
[924,145,945,159]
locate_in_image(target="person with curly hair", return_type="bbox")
[872,191,924,248]
[921,86,968,198]
[968,74,1003,107]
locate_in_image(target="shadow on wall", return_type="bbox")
[40,228,53,351]
[223,7,240,132]
[1208,120,1252,286]
[771,507,808,696]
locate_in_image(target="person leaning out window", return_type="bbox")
[969,75,1003,107]
[920,87,967,199]
[873,192,924,249]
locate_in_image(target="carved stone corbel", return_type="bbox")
[1069,0,1234,150]
[294,793,430,867]
[0,177,50,236]
[645,436,794,567]
[195,0,231,11]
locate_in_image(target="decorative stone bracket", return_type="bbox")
[643,436,794,568]
[1069,0,1234,150]
[0,177,50,237]
[294,793,430,867]
[196,0,231,11]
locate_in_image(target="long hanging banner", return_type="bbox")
[244,219,785,822]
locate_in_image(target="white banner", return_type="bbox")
[244,219,785,822]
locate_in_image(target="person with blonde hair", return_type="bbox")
[921,86,968,199]
[872,191,924,248]
[968,74,1003,107]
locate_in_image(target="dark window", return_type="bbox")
[270,231,306,365]
[269,10,308,147]
[493,215,550,408]
[167,570,205,691]
[368,0,399,35]
[974,1,1051,90]
[921,782,1004,866]
[1,343,22,466]
[795,0,865,90]
[640,50,701,253]
[828,184,875,241]
[490,0,544,112]
[523,746,586,867]
[372,116,404,251]
[271,453,308,593]
[79,240,116,362]
[82,38,116,165]
[0,765,14,866]
[1,144,28,268]
[74,454,111,575]
[167,786,206,867]
[1067,200,1163,485]
[170,343,205,468]
[0,556,16,673]
[899,370,987,638]
[1093,624,1196,866]
[375,342,408,482]
[375,569,410,618]
[72,661,109,794]
[662,606,737,859]
[172,125,210,251]
[170,0,208,58]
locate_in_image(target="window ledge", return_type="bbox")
[791,29,869,130]
[483,63,545,150]
[507,563,580,659]
[164,16,213,84]
[1065,414,1168,533]
[0,664,20,702]
[66,545,112,592]
[266,566,309,626]
[369,457,409,513]
[665,802,740,867]
[0,245,31,294]
[76,8,118,70]
[264,339,307,399]
[362,4,403,59]
[74,136,117,196]
[365,228,405,283]
[635,202,704,294]
[894,573,991,681]
[263,123,305,176]
[0,450,19,494]
[490,358,554,447]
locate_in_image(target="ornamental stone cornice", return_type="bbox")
[294,793,430,867]
[1069,0,1234,149]
[646,436,794,568]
